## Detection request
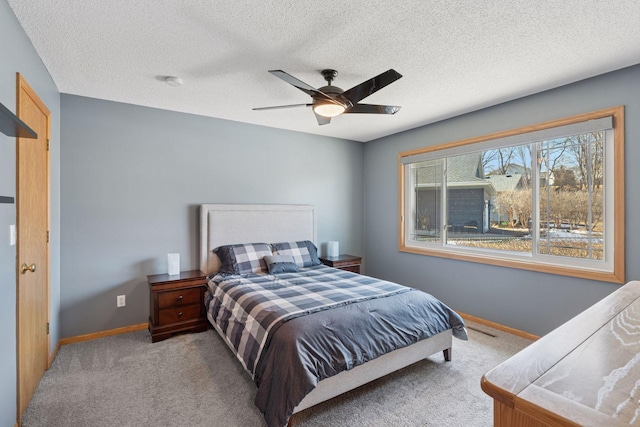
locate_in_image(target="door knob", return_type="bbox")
[21,263,36,274]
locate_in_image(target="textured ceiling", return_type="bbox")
[7,1,640,142]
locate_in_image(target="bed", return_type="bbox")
[199,204,467,427]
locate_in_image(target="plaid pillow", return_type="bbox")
[214,243,273,274]
[271,240,321,268]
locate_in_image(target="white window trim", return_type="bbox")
[398,106,625,284]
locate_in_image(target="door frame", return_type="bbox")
[16,73,51,420]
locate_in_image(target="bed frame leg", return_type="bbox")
[443,347,452,361]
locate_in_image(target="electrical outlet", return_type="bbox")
[117,295,126,308]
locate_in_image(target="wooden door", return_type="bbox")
[16,74,50,420]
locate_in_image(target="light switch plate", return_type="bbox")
[9,225,16,246]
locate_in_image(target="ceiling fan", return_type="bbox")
[253,69,402,125]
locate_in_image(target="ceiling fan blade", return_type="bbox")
[344,104,401,114]
[341,69,403,105]
[253,103,311,111]
[268,70,347,107]
[269,70,317,96]
[314,112,331,125]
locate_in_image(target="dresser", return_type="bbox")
[482,280,640,427]
[148,270,209,342]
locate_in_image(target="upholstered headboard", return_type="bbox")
[199,204,317,275]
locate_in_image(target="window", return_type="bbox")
[398,107,624,283]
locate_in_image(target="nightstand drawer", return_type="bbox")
[158,288,201,309]
[339,265,360,274]
[158,304,201,325]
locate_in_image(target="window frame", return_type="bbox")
[398,106,625,284]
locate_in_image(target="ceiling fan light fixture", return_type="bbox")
[313,102,345,118]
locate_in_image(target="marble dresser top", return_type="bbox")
[482,280,640,426]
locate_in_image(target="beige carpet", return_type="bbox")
[21,321,532,427]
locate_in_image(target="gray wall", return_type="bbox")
[364,64,640,337]
[60,95,364,338]
[0,1,61,426]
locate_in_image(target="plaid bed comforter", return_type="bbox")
[205,264,412,378]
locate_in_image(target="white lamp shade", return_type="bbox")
[327,241,339,257]
[168,253,180,275]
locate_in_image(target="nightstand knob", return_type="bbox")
[178,312,183,317]
[177,295,183,300]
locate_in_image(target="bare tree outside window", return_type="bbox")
[538,132,604,260]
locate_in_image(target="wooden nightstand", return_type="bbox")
[148,270,209,342]
[319,254,362,274]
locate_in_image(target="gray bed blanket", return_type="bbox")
[205,266,467,427]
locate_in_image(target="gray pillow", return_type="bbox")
[264,255,298,274]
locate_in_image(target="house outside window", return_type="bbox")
[398,107,625,283]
